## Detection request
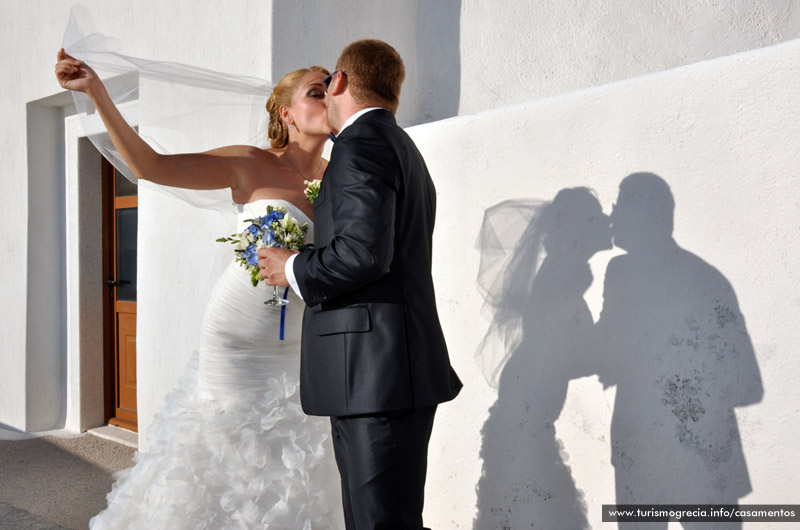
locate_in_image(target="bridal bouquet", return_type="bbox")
[217,205,309,286]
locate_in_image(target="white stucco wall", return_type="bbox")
[1,2,799,528]
[458,0,800,116]
[272,0,800,123]
[409,37,800,528]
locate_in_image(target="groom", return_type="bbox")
[258,39,462,529]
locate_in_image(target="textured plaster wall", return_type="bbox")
[270,0,800,124]
[408,38,800,528]
[458,0,800,116]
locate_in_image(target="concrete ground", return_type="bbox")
[0,428,135,530]
[0,503,69,529]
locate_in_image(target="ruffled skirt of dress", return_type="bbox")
[89,262,343,530]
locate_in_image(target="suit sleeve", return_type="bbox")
[293,131,399,306]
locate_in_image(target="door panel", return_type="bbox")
[116,303,137,419]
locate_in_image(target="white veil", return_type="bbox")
[61,5,275,211]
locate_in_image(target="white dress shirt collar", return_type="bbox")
[335,107,386,137]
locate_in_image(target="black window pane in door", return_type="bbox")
[116,208,138,301]
[115,172,138,197]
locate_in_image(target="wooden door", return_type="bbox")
[103,159,139,432]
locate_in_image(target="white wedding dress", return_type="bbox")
[90,200,343,530]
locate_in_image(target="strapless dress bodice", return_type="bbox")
[198,199,314,395]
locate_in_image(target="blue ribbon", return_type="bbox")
[279,287,290,340]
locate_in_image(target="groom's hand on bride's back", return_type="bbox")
[257,247,297,287]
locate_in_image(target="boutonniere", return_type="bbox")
[304,179,322,205]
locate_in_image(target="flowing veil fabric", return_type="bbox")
[62,5,274,212]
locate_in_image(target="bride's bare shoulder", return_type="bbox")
[220,146,282,176]
[250,147,280,160]
[216,145,277,162]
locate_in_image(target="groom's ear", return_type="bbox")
[329,71,348,96]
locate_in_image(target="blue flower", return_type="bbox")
[242,243,259,267]
[262,230,278,248]
[246,224,260,237]
[262,210,285,224]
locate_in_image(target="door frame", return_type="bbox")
[62,105,139,433]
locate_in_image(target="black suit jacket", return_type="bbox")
[293,109,462,416]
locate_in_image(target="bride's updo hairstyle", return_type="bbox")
[266,66,330,148]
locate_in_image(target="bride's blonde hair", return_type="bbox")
[266,66,330,148]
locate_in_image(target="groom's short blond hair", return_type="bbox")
[337,39,405,113]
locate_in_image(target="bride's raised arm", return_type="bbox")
[55,48,255,194]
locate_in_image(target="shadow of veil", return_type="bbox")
[474,188,611,529]
[595,173,764,530]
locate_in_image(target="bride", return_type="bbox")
[55,49,344,529]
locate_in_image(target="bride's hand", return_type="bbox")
[55,48,100,94]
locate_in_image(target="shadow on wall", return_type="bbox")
[416,0,461,123]
[474,188,610,529]
[595,173,763,529]
[473,174,763,530]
